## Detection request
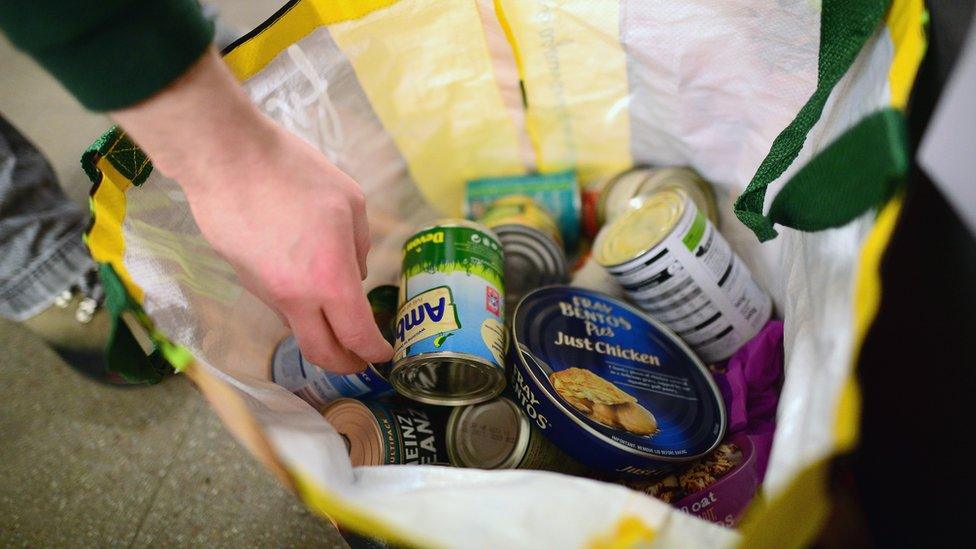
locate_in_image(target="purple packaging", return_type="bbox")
[672,433,760,526]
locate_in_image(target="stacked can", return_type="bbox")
[477,195,568,313]
[593,188,771,363]
[323,398,452,466]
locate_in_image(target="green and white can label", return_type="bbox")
[394,222,507,369]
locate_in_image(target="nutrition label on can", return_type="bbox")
[609,202,771,362]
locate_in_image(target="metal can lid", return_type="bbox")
[410,218,503,248]
[593,188,687,267]
[637,167,718,225]
[390,354,506,406]
[598,168,654,225]
[322,399,386,466]
[447,398,529,469]
[512,286,725,463]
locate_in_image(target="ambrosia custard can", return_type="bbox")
[271,285,398,408]
[594,188,771,362]
[511,286,726,478]
[446,397,585,472]
[391,220,507,406]
[323,398,451,466]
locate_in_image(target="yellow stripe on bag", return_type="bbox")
[837,194,905,450]
[886,0,926,110]
[223,0,398,81]
[588,515,656,549]
[292,470,443,549]
[494,0,632,182]
[738,196,906,548]
[330,0,526,215]
[86,156,144,302]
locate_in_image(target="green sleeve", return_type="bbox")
[0,0,215,111]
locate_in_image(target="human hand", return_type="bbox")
[112,48,392,373]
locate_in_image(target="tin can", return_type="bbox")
[391,220,507,406]
[594,188,771,362]
[478,196,568,314]
[322,398,451,466]
[271,285,399,407]
[598,167,719,229]
[511,286,726,478]
[446,397,585,472]
[477,195,563,246]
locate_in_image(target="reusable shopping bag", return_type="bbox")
[82,0,926,546]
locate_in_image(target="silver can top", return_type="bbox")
[447,398,530,469]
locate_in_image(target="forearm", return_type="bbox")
[110,47,274,193]
[0,0,213,111]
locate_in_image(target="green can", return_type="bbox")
[392,219,507,406]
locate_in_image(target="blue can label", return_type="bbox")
[271,336,393,407]
[394,223,507,369]
[512,286,725,477]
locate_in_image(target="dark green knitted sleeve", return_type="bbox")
[0,0,214,111]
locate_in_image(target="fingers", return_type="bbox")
[320,231,394,365]
[288,304,366,375]
[350,190,370,280]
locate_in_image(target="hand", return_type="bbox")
[112,48,392,373]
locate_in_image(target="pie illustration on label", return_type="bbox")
[550,367,658,436]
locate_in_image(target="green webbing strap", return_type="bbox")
[99,263,173,384]
[734,0,891,241]
[767,108,908,231]
[81,126,154,187]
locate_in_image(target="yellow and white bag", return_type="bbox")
[82,0,926,546]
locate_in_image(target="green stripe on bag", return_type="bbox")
[99,263,172,384]
[81,126,153,187]
[734,0,892,241]
[767,108,908,231]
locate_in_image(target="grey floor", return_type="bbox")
[0,2,346,547]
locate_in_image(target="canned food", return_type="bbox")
[594,188,771,362]
[271,285,399,408]
[446,397,584,472]
[391,220,507,405]
[478,196,567,313]
[323,398,451,466]
[597,167,719,229]
[465,170,582,249]
[511,286,726,478]
[478,195,563,246]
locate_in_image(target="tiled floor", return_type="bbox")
[0,2,346,546]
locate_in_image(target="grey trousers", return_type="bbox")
[0,115,94,321]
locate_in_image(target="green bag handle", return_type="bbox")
[84,128,184,384]
[733,0,906,241]
[99,263,173,384]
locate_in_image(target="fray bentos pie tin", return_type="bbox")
[510,286,725,478]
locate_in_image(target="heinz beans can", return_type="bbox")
[391,220,507,406]
[323,398,451,466]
